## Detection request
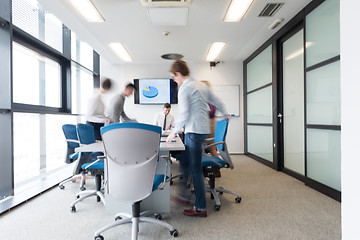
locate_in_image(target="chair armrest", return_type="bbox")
[203,141,226,150]
[66,139,79,144]
[84,157,104,170]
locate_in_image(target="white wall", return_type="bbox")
[340,0,360,238]
[100,59,244,154]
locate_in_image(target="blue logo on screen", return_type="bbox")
[142,86,158,98]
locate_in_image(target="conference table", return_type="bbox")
[75,134,185,214]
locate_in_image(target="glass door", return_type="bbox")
[280,28,305,176]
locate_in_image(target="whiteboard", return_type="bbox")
[212,85,240,117]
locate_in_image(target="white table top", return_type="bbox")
[75,135,184,153]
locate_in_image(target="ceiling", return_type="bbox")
[38,0,312,65]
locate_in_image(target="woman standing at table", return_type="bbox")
[167,60,226,217]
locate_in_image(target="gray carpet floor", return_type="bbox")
[0,155,341,240]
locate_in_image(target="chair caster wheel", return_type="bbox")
[170,229,179,237]
[235,197,242,203]
[219,191,224,195]
[95,235,104,240]
[214,205,221,211]
[76,195,80,199]
[115,216,122,221]
[70,206,76,213]
[155,214,162,220]
[59,185,65,190]
[170,180,173,185]
[80,186,86,191]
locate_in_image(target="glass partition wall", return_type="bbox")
[305,0,341,193]
[244,0,340,201]
[245,45,275,165]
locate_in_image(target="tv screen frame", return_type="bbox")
[134,78,178,105]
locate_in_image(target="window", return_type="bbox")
[13,113,79,187]
[12,42,61,108]
[0,0,100,211]
[71,64,95,115]
[71,31,94,70]
[12,0,63,52]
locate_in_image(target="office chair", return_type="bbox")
[94,122,178,240]
[59,124,87,190]
[70,123,105,213]
[202,118,242,211]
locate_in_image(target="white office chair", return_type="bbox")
[94,122,178,240]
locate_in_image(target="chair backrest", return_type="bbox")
[214,119,234,169]
[62,124,79,148]
[76,123,96,145]
[62,124,79,163]
[214,118,229,151]
[71,123,97,174]
[101,122,161,203]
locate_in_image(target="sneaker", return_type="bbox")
[183,207,207,217]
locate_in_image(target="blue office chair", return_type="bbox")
[202,118,242,211]
[70,123,105,213]
[94,122,178,240]
[59,124,87,190]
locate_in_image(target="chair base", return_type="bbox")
[70,190,105,213]
[94,201,178,240]
[59,173,93,191]
[206,174,241,211]
[70,174,105,213]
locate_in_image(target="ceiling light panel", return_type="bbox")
[109,43,133,62]
[205,42,226,61]
[224,0,254,22]
[68,0,104,22]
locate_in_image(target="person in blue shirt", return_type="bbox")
[167,60,226,217]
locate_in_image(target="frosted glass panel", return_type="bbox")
[247,86,272,124]
[247,126,273,162]
[306,61,341,125]
[247,45,272,92]
[283,29,305,175]
[306,0,340,67]
[307,129,341,191]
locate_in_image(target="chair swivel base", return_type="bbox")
[70,190,105,213]
[70,173,105,213]
[59,173,93,191]
[94,201,179,240]
[206,174,241,211]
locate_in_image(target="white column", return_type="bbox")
[341,0,360,238]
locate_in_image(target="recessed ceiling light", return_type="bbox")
[109,43,133,62]
[68,0,104,22]
[224,0,254,22]
[205,42,226,62]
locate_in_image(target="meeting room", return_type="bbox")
[0,0,358,239]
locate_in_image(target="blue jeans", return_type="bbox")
[180,133,208,210]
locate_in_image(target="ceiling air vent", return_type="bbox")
[141,0,192,7]
[259,3,284,17]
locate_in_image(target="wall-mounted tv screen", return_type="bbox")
[134,78,178,104]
